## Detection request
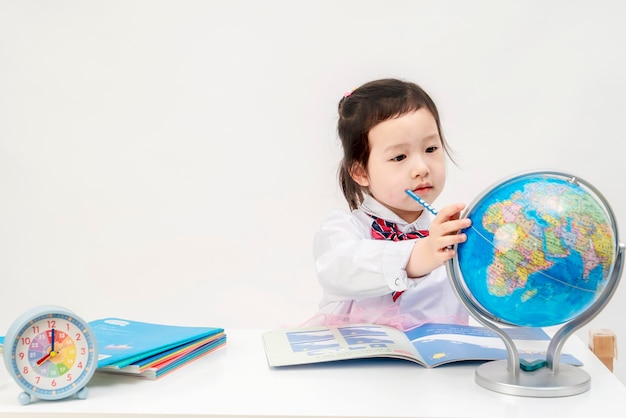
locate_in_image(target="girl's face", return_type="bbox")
[351,108,446,223]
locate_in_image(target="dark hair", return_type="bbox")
[337,78,452,210]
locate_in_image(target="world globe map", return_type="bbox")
[453,172,618,327]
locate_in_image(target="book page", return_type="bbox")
[262,324,424,367]
[405,324,583,367]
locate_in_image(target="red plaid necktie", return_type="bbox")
[369,215,429,302]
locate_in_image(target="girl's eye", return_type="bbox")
[425,146,439,153]
[391,154,407,162]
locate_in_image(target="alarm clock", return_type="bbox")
[2,305,98,404]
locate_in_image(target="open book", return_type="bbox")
[262,323,582,368]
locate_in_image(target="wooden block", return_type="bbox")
[597,356,614,372]
[589,329,617,372]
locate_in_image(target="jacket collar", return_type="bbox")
[359,193,430,230]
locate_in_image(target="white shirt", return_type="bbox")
[307,194,469,330]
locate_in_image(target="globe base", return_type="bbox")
[475,360,590,397]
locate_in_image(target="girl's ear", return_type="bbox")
[350,163,369,187]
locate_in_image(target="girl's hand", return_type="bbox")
[405,203,471,278]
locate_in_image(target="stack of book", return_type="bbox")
[90,318,226,380]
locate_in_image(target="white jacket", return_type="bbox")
[307,194,468,330]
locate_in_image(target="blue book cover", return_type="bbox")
[98,334,228,379]
[90,318,224,368]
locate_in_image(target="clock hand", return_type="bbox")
[35,348,59,366]
[36,352,51,366]
[36,329,59,367]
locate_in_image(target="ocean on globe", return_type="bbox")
[454,171,618,327]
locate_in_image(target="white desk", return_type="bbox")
[1,329,624,418]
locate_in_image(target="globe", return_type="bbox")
[451,171,620,328]
[446,170,623,397]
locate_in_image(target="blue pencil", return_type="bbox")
[405,189,438,215]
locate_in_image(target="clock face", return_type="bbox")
[6,310,97,400]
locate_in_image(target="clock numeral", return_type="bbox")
[66,373,73,382]
[23,366,29,374]
[51,379,57,387]
[31,326,40,334]
[47,320,56,328]
[20,337,31,346]
[75,333,82,341]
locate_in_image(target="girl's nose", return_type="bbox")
[411,157,429,178]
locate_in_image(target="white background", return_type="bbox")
[1,0,625,383]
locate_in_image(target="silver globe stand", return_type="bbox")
[447,242,624,397]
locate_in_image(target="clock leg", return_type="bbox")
[18,392,32,405]
[76,386,89,400]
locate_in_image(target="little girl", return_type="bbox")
[308,78,472,331]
